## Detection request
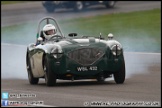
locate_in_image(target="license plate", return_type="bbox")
[77,66,98,71]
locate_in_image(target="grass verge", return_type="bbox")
[1,1,34,5]
[1,9,161,53]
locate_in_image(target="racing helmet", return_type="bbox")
[43,24,57,40]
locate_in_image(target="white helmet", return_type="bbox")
[43,24,57,40]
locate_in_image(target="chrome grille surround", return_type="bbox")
[67,48,105,66]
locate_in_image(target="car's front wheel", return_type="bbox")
[113,60,125,84]
[43,55,56,86]
[73,1,84,12]
[26,51,39,84]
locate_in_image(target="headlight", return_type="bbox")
[111,44,122,56]
[51,47,63,59]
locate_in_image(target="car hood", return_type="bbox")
[40,38,122,54]
[54,38,108,53]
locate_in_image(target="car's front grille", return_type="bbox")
[67,48,104,65]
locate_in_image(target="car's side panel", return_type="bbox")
[30,44,57,78]
[28,45,46,78]
[29,51,40,77]
[32,50,45,77]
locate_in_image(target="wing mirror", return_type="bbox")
[37,37,43,45]
[38,37,43,41]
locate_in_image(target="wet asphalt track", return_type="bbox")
[1,1,161,107]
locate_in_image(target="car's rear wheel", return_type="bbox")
[113,60,125,84]
[26,51,39,84]
[43,55,56,86]
[105,1,116,8]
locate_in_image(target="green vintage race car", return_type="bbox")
[26,17,125,86]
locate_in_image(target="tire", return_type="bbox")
[113,60,125,84]
[43,55,56,86]
[73,1,84,12]
[105,1,116,8]
[26,51,39,85]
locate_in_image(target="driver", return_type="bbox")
[36,24,57,45]
[43,24,57,40]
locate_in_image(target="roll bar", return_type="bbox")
[36,17,64,39]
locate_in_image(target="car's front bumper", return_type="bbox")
[47,52,124,77]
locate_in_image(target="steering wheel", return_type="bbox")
[48,35,63,41]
